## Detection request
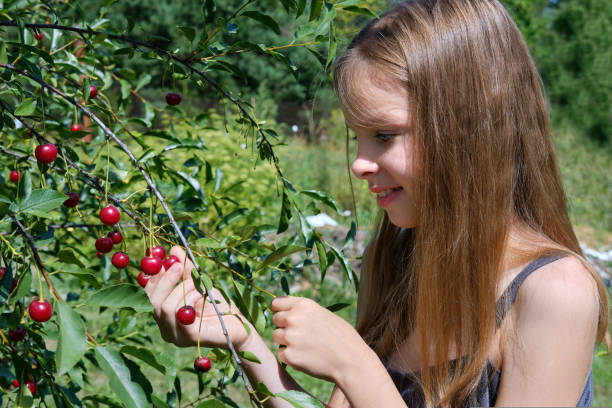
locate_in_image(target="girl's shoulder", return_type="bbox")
[495,255,599,405]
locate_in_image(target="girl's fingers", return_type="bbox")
[146,263,184,310]
[272,310,289,328]
[272,327,287,346]
[270,295,295,312]
[159,279,198,322]
[169,246,194,275]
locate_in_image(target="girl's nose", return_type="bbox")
[351,155,379,180]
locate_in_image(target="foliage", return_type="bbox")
[0,0,374,407]
[503,0,612,144]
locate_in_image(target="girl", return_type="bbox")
[146,0,611,406]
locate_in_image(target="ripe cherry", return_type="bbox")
[28,299,53,322]
[165,92,182,106]
[146,245,166,259]
[63,192,80,208]
[176,305,196,325]
[99,205,120,225]
[137,271,150,288]
[96,251,103,258]
[107,230,123,244]
[10,170,20,182]
[8,326,26,342]
[112,252,129,269]
[70,123,82,132]
[34,32,44,41]
[11,379,19,387]
[140,256,162,275]
[25,380,36,395]
[194,356,212,372]
[95,237,114,253]
[0,266,5,280]
[35,144,58,164]
[89,85,98,99]
[10,278,17,292]
[163,255,180,271]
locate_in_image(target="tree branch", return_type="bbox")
[0,62,258,399]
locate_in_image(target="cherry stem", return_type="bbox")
[105,139,110,206]
[196,290,208,358]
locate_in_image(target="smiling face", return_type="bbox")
[345,73,418,229]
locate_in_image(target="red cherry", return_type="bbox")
[137,271,150,288]
[11,379,19,387]
[145,245,166,259]
[28,299,53,322]
[194,356,212,372]
[10,170,20,182]
[8,326,26,341]
[163,255,180,270]
[25,380,36,394]
[95,237,114,253]
[107,230,123,244]
[99,205,120,225]
[165,92,182,106]
[70,123,82,132]
[34,144,58,164]
[96,251,103,258]
[89,85,98,99]
[63,192,80,208]
[10,278,17,292]
[0,267,5,280]
[176,305,196,325]
[111,252,129,269]
[140,256,162,275]
[34,32,44,41]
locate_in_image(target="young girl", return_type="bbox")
[146,0,610,406]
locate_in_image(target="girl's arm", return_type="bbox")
[494,256,600,406]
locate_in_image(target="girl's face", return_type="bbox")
[347,79,418,228]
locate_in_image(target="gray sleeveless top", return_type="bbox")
[384,255,595,407]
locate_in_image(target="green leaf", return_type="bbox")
[328,246,358,292]
[13,189,67,215]
[315,240,327,277]
[14,98,37,116]
[276,390,324,408]
[178,26,196,42]
[300,190,342,213]
[241,11,281,35]
[18,171,32,201]
[195,399,227,408]
[0,41,6,64]
[342,221,356,249]
[120,346,168,375]
[277,190,292,233]
[58,247,86,268]
[94,347,151,408]
[341,5,378,17]
[237,350,261,364]
[256,245,307,272]
[88,284,152,312]
[309,0,323,21]
[216,208,251,231]
[56,302,87,375]
[325,302,350,313]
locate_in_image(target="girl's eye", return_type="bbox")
[375,133,395,142]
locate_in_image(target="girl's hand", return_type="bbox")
[270,296,370,384]
[145,246,253,350]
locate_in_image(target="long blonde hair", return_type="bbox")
[333,1,610,406]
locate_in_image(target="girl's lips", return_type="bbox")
[376,187,403,207]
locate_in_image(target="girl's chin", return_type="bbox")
[387,212,418,229]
